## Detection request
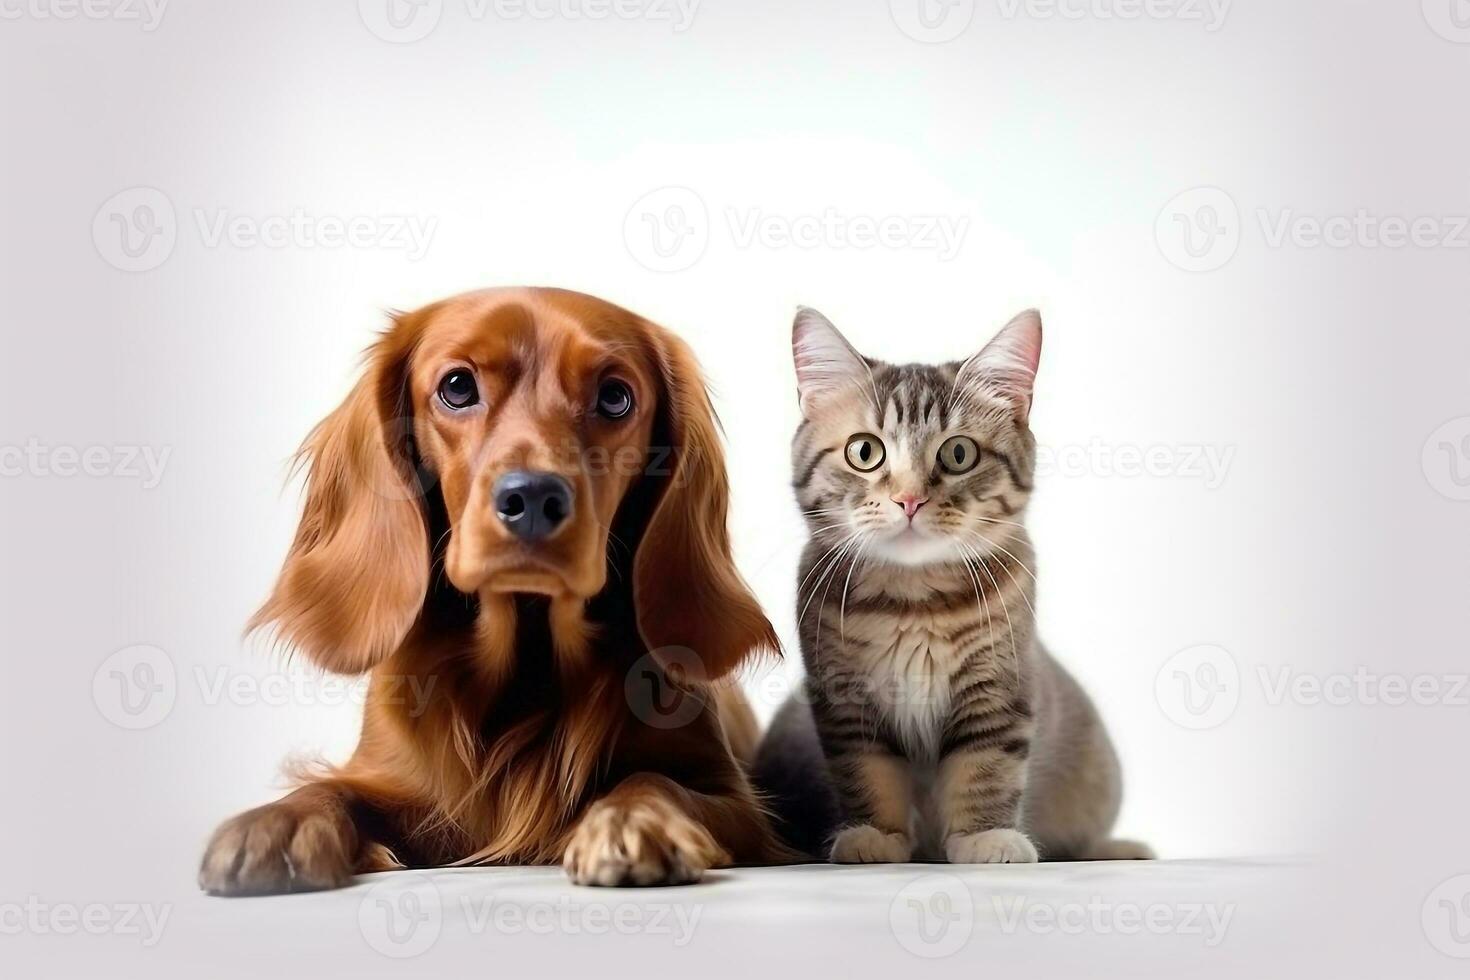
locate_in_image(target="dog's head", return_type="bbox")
[250,287,775,680]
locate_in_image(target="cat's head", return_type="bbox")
[791,307,1042,568]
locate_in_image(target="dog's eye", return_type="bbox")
[844,433,886,472]
[438,370,479,410]
[938,435,980,474]
[596,380,634,420]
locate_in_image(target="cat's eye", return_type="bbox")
[938,435,981,475]
[595,379,634,420]
[438,369,480,410]
[844,433,886,472]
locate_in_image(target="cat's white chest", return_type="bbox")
[857,612,959,761]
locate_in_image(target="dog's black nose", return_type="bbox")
[493,471,574,541]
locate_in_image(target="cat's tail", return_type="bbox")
[1041,838,1156,862]
[750,690,841,861]
[1076,838,1156,861]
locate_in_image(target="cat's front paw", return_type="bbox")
[945,828,1038,864]
[830,824,912,864]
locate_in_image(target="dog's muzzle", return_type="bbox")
[493,470,574,541]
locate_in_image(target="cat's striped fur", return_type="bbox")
[753,308,1150,864]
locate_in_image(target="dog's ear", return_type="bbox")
[632,327,780,681]
[248,316,429,674]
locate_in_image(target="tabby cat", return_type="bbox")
[752,307,1151,864]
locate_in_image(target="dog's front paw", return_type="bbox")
[199,800,358,896]
[563,797,728,887]
[830,824,912,864]
[945,828,1038,864]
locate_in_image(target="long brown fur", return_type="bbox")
[200,287,786,893]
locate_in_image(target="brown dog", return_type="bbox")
[199,287,784,892]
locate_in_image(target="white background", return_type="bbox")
[2,1,1468,977]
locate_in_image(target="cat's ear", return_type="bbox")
[960,309,1043,420]
[792,307,870,418]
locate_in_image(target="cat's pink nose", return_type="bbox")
[891,493,929,521]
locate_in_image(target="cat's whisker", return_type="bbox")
[796,531,858,597]
[965,541,1031,684]
[803,523,855,542]
[971,515,1030,532]
[811,532,866,654]
[952,541,1000,673]
[837,530,874,645]
[951,541,999,675]
[965,533,1039,588]
[957,538,1022,681]
[963,530,1040,618]
[797,531,862,628]
[797,556,849,629]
